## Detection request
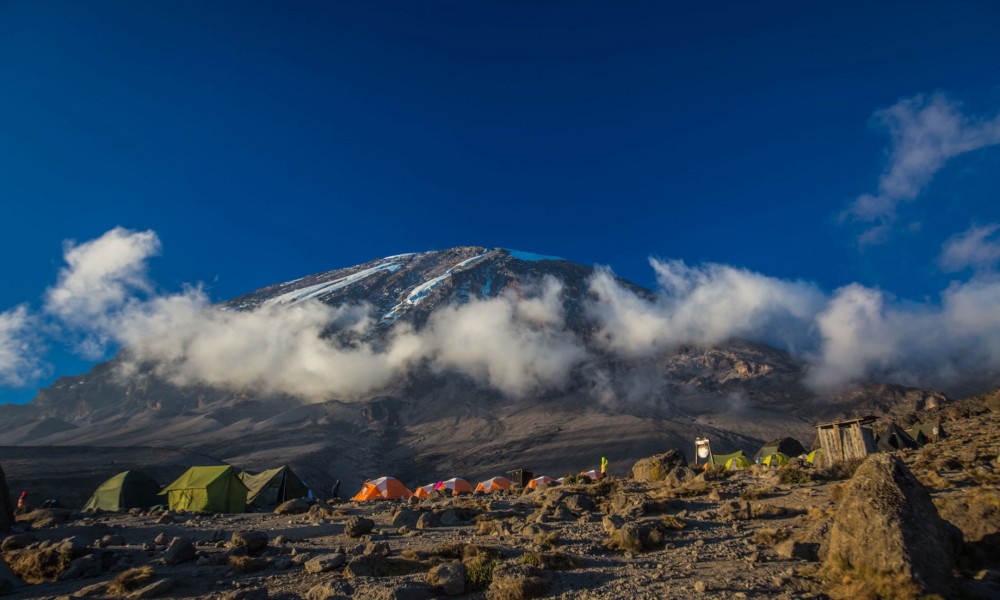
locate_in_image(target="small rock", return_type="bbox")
[129,577,175,599]
[344,516,375,538]
[305,580,353,600]
[58,554,102,580]
[304,553,346,573]
[775,539,818,561]
[694,580,707,593]
[223,588,269,600]
[363,541,390,556]
[274,498,311,515]
[230,530,269,555]
[163,537,196,565]
[344,553,389,578]
[428,562,466,596]
[153,533,169,546]
[155,515,173,525]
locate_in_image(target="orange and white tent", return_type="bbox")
[527,475,554,489]
[474,476,513,493]
[439,478,473,496]
[413,483,436,499]
[580,469,603,481]
[352,476,412,501]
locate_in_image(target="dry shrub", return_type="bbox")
[228,555,268,573]
[780,466,811,485]
[752,527,791,545]
[3,548,71,584]
[488,568,550,600]
[822,561,939,600]
[740,486,769,501]
[476,518,510,537]
[465,556,499,590]
[107,566,156,595]
[519,551,580,571]
[532,531,559,549]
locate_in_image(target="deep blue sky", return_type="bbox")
[2,1,999,403]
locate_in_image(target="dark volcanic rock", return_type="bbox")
[825,454,960,595]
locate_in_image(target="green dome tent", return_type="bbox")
[709,450,752,470]
[160,466,248,513]
[752,438,806,463]
[83,471,161,511]
[238,466,310,509]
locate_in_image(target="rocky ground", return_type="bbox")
[1,393,998,599]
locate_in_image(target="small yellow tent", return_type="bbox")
[159,466,248,513]
[760,452,790,467]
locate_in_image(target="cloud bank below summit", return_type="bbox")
[1,223,998,402]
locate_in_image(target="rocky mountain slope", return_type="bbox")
[0,247,949,493]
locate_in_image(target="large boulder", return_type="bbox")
[0,464,12,534]
[631,449,688,483]
[825,454,960,596]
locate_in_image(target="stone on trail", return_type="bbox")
[128,577,175,599]
[230,530,269,555]
[163,537,196,565]
[825,453,960,596]
[344,516,375,538]
[274,498,310,515]
[303,552,346,573]
[427,561,466,596]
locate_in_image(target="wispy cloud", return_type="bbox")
[938,222,1000,273]
[844,93,1000,245]
[0,305,45,387]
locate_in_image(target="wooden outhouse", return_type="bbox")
[814,416,877,465]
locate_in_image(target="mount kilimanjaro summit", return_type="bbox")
[0,246,944,499]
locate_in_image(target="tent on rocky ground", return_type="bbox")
[806,448,825,466]
[160,466,248,513]
[527,475,555,489]
[906,421,947,446]
[352,477,412,501]
[238,466,309,509]
[413,483,436,499]
[759,452,790,467]
[753,438,807,463]
[474,476,513,493]
[579,469,603,481]
[83,471,161,511]
[437,478,472,496]
[876,423,920,452]
[709,450,752,470]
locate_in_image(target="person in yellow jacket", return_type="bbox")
[600,456,608,478]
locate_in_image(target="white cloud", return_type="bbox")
[44,227,161,358]
[0,305,45,387]
[844,93,1000,245]
[586,259,825,356]
[938,223,1000,273]
[415,277,586,396]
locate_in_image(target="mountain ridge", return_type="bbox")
[0,246,949,492]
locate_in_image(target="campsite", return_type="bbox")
[1,391,998,599]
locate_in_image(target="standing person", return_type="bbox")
[16,491,28,514]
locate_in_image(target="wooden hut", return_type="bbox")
[814,416,877,465]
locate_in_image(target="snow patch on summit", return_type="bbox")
[383,252,490,321]
[264,262,402,306]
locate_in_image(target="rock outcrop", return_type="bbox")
[631,449,688,483]
[825,454,960,595]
